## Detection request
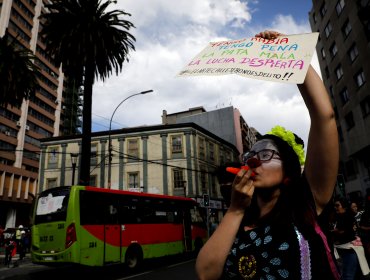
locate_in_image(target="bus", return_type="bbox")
[31,185,207,268]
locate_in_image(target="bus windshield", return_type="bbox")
[34,187,70,224]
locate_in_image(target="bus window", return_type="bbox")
[34,187,70,224]
[80,191,105,225]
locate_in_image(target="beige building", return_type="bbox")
[38,122,240,214]
[162,106,258,157]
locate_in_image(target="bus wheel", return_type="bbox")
[125,245,143,270]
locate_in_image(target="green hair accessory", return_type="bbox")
[266,125,305,165]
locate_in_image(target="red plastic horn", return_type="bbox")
[226,166,256,176]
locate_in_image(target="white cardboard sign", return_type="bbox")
[178,33,319,84]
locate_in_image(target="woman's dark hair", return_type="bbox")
[334,196,348,209]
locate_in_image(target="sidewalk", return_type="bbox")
[0,248,32,270]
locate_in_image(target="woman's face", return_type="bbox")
[350,203,358,213]
[334,201,345,213]
[247,139,284,189]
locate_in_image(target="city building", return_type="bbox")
[38,122,240,220]
[309,0,370,198]
[0,0,80,229]
[162,106,258,157]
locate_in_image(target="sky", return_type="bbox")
[92,0,318,149]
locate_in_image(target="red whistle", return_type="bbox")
[226,166,256,176]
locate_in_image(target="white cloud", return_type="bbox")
[93,0,317,148]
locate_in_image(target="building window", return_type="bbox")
[361,96,370,117]
[348,44,359,62]
[330,42,338,58]
[345,112,355,131]
[127,139,139,161]
[219,148,225,165]
[90,143,97,166]
[321,48,326,59]
[325,66,330,79]
[198,137,205,160]
[225,152,231,162]
[171,135,182,154]
[209,142,215,162]
[355,70,366,88]
[324,21,333,38]
[313,12,317,23]
[173,168,185,189]
[335,65,344,80]
[199,165,207,193]
[339,87,350,105]
[47,178,57,188]
[128,172,139,189]
[320,2,327,17]
[336,0,345,15]
[329,86,334,99]
[47,146,59,168]
[341,20,352,38]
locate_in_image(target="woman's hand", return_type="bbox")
[230,169,255,211]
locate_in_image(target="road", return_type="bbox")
[0,255,198,280]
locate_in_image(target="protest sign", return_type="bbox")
[178,33,319,84]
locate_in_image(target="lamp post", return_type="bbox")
[108,90,154,188]
[70,153,79,185]
[182,180,187,197]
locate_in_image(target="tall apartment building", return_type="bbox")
[0,0,80,229]
[309,0,370,198]
[162,106,258,158]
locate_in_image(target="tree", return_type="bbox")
[39,0,136,185]
[0,35,39,107]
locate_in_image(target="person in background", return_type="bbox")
[350,201,364,235]
[332,197,369,279]
[4,238,15,267]
[18,230,26,260]
[15,225,23,250]
[196,30,340,279]
[359,198,370,262]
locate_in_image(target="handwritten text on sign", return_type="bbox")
[178,33,319,84]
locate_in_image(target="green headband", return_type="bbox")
[266,125,305,165]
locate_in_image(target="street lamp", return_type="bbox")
[70,153,79,185]
[108,90,154,188]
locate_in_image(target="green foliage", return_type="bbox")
[0,35,39,107]
[38,0,136,184]
[39,0,136,83]
[267,125,306,165]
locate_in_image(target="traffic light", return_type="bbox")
[203,194,209,207]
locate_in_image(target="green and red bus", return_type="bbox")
[31,185,207,268]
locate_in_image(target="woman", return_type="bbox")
[350,201,364,234]
[332,197,370,279]
[196,31,340,279]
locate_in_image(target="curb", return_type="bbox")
[0,253,32,270]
